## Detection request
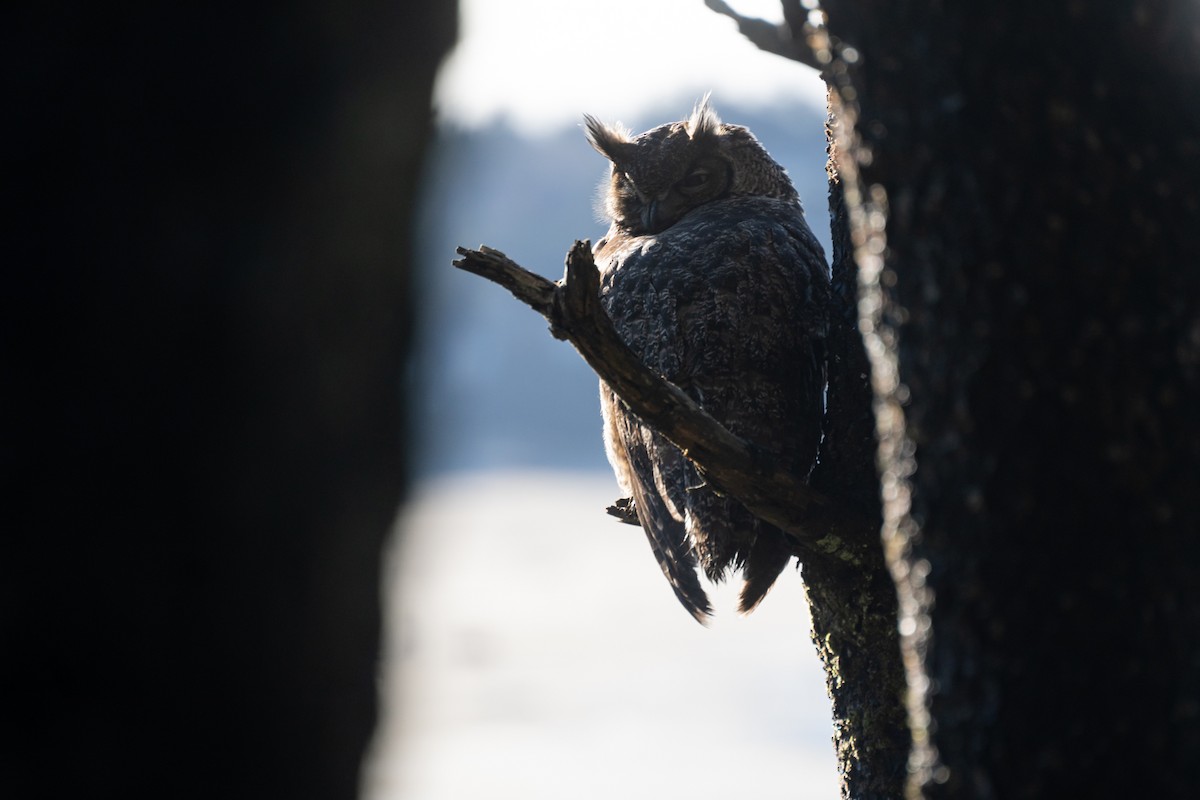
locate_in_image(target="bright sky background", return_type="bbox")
[435,0,827,134]
[366,474,839,800]
[374,5,842,797]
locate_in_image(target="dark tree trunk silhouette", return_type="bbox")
[6,4,453,798]
[801,168,909,798]
[819,1,1200,796]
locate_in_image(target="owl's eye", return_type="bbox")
[677,166,711,194]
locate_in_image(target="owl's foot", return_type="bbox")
[606,496,641,526]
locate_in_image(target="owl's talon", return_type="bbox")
[606,497,641,526]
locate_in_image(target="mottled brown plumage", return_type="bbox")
[588,99,830,622]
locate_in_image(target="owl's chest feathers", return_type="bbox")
[597,202,819,351]
[595,194,813,280]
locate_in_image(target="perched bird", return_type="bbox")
[586,98,829,622]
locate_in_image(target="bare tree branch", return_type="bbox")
[704,0,827,73]
[451,244,556,317]
[453,241,876,566]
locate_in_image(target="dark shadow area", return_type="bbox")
[4,4,454,798]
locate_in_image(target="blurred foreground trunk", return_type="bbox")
[5,4,454,798]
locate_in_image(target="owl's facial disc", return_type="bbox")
[678,155,732,201]
[677,164,713,193]
[628,155,731,233]
[639,192,692,234]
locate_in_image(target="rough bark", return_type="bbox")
[821,1,1200,796]
[5,4,453,798]
[800,140,909,799]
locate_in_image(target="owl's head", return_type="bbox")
[584,97,798,235]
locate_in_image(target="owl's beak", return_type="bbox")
[641,200,659,233]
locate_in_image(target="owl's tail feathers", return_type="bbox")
[656,543,712,624]
[627,489,713,624]
[737,527,793,615]
[683,490,742,584]
[657,545,713,624]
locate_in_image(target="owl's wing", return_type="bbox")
[615,412,712,622]
[736,518,794,614]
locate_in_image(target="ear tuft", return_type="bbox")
[685,93,722,139]
[583,114,632,159]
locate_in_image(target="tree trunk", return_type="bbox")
[822,1,1200,795]
[802,158,909,798]
[6,5,454,798]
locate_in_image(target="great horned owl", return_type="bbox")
[586,99,829,622]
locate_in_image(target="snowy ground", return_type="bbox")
[362,471,839,799]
